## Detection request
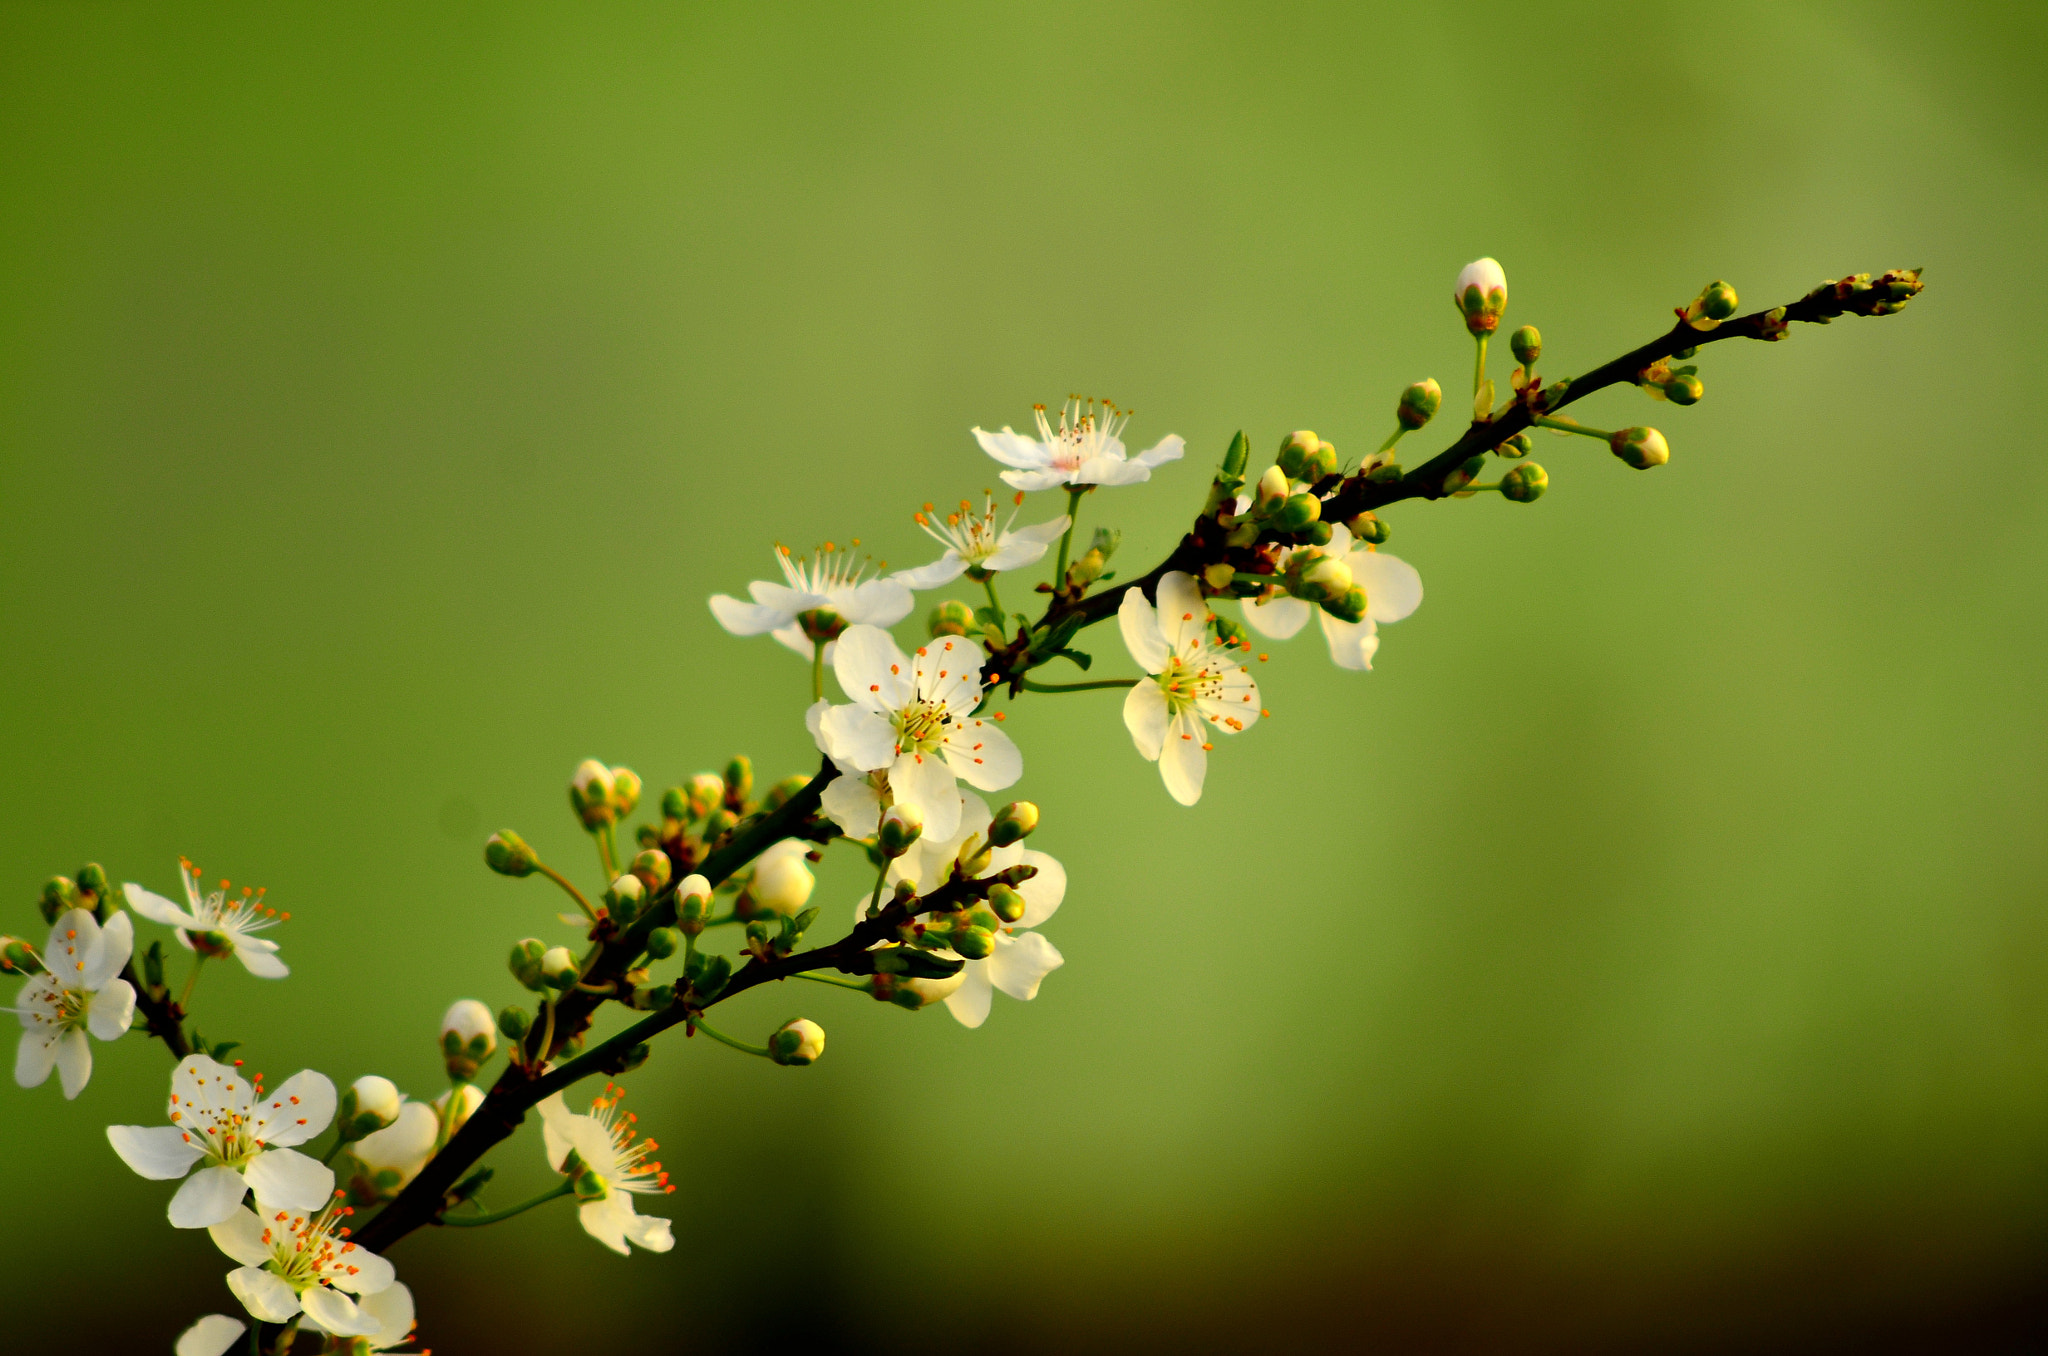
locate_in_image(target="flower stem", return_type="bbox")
[796,971,871,992]
[1473,332,1489,398]
[982,574,1005,627]
[321,1131,352,1166]
[177,955,206,1008]
[691,1016,772,1059]
[811,639,826,703]
[533,995,558,1068]
[440,1177,575,1228]
[863,812,891,920]
[1053,486,1087,586]
[1377,426,1406,455]
[1021,677,1139,693]
[1534,415,1612,440]
[536,863,598,923]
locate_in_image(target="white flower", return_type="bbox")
[1118,571,1262,806]
[539,1084,675,1255]
[1455,256,1508,330]
[1239,523,1424,670]
[208,1196,395,1335]
[10,907,135,1098]
[973,397,1185,492]
[749,839,816,916]
[813,627,1021,842]
[124,858,289,979]
[303,1282,417,1351]
[349,1099,439,1196]
[174,1314,246,1356]
[891,492,1072,589]
[107,1055,338,1227]
[858,791,1067,1029]
[708,541,916,660]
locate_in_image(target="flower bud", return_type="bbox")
[987,800,1040,848]
[1067,546,1109,588]
[618,1042,652,1074]
[569,760,617,827]
[1610,426,1670,469]
[509,938,547,990]
[1698,279,1738,321]
[604,872,646,927]
[39,876,78,925]
[687,773,725,818]
[929,598,975,638]
[871,969,966,1010]
[1496,431,1533,459]
[610,767,642,817]
[1304,441,1339,482]
[661,786,690,821]
[1509,326,1541,367]
[1396,379,1442,431]
[483,830,540,878]
[644,926,682,960]
[769,1018,826,1066]
[1325,586,1370,624]
[1295,553,1353,603]
[497,1005,532,1042]
[988,862,1040,889]
[1346,513,1389,545]
[1501,463,1549,502]
[764,774,810,810]
[434,1084,484,1137]
[540,945,579,990]
[337,1076,402,1141]
[630,848,672,893]
[1254,465,1289,509]
[878,805,923,859]
[440,999,498,1080]
[1663,371,1704,405]
[1454,257,1508,335]
[986,884,1027,924]
[1276,431,1317,480]
[1220,430,1251,480]
[702,806,737,840]
[1273,493,1321,533]
[751,841,815,917]
[0,936,42,974]
[724,756,753,805]
[1441,453,1488,495]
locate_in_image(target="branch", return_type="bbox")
[122,959,192,1060]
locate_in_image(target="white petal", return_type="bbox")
[1133,433,1186,468]
[250,1069,336,1145]
[1117,585,1170,674]
[1158,711,1208,806]
[242,1148,335,1212]
[987,930,1064,1002]
[1012,849,1067,928]
[83,911,133,990]
[913,634,986,714]
[942,718,1020,792]
[889,753,960,843]
[353,1284,415,1345]
[1000,467,1074,492]
[942,961,993,1028]
[173,1053,241,1113]
[332,1243,395,1295]
[1076,453,1150,486]
[889,553,967,590]
[53,1027,91,1098]
[838,578,915,627]
[707,592,788,637]
[13,1027,55,1089]
[538,1093,577,1171]
[818,703,896,772]
[1240,594,1311,640]
[234,946,290,979]
[1154,572,1206,653]
[87,978,134,1041]
[171,1164,250,1228]
[818,773,883,837]
[353,1101,437,1176]
[1319,612,1381,671]
[579,1196,633,1255]
[973,426,1052,470]
[832,624,913,711]
[227,1267,302,1324]
[124,884,199,930]
[298,1285,375,1337]
[625,1209,676,1252]
[107,1123,206,1180]
[1355,550,1424,623]
[770,622,820,659]
[1122,681,1168,761]
[208,1207,275,1266]
[175,1314,247,1356]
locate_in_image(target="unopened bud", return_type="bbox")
[440,999,497,1080]
[1610,426,1670,469]
[1220,430,1251,480]
[1501,463,1549,502]
[1294,553,1352,603]
[751,841,815,917]
[569,760,617,827]
[1325,586,1369,624]
[702,807,737,840]
[1698,279,1738,321]
[687,774,725,818]
[661,786,689,821]
[872,969,967,1010]
[1273,493,1321,533]
[1396,379,1442,431]
[0,936,40,974]
[1510,325,1541,367]
[724,756,753,804]
[989,862,1040,889]
[764,774,810,810]
[630,849,672,893]
[39,877,78,925]
[618,1042,652,1074]
[1497,431,1533,459]
[1067,546,1108,588]
[986,884,1027,924]
[483,830,540,878]
[1441,453,1488,495]
[434,1084,484,1137]
[603,873,646,927]
[878,805,923,859]
[1454,257,1508,334]
[1346,513,1390,545]
[509,938,547,990]
[769,1018,826,1066]
[988,801,1040,848]
[1276,431,1317,480]
[929,598,975,638]
[338,1076,402,1140]
[497,1006,532,1042]
[75,863,111,909]
[609,767,642,817]
[1254,465,1289,509]
[1663,371,1703,405]
[1304,441,1339,482]
[644,926,682,960]
[540,945,579,990]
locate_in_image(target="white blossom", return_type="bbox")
[174,1314,246,1356]
[539,1084,675,1255]
[1118,571,1262,805]
[813,627,1020,842]
[10,907,135,1098]
[709,541,915,660]
[303,1282,418,1351]
[208,1196,395,1335]
[348,1099,439,1197]
[974,397,1184,492]
[124,859,289,979]
[107,1054,337,1227]
[891,492,1071,589]
[1239,522,1424,669]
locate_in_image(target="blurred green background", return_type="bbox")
[3,1,2043,1350]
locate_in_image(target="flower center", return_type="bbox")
[259,1199,362,1292]
[1034,396,1129,472]
[776,540,879,598]
[1154,653,1224,716]
[893,699,951,756]
[797,607,846,641]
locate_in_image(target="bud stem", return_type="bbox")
[177,955,206,1008]
[1534,415,1613,440]
[982,575,1006,633]
[690,1017,772,1060]
[795,971,870,992]
[1052,486,1087,587]
[440,1177,575,1228]
[811,638,826,703]
[1020,677,1140,693]
[1473,333,1489,398]
[863,823,892,921]
[535,862,599,923]
[1377,427,1406,455]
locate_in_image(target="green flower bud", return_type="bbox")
[441,999,497,1080]
[1302,521,1334,547]
[509,937,547,990]
[724,756,753,804]
[675,872,713,935]
[497,1005,532,1042]
[39,877,78,925]
[769,1018,826,1066]
[610,767,642,818]
[1304,441,1339,482]
[483,830,539,878]
[987,801,1040,848]
[1254,464,1289,510]
[604,872,646,927]
[1273,493,1321,533]
[878,805,923,859]
[702,807,737,840]
[1453,257,1507,334]
[986,884,1027,925]
[76,863,111,910]
[1220,430,1251,481]
[1346,513,1390,544]
[988,862,1040,889]
[1509,325,1541,367]
[540,946,579,990]
[951,925,995,960]
[929,598,975,638]
[1276,430,1317,480]
[1663,372,1703,405]
[1501,462,1549,502]
[630,849,672,893]
[871,969,967,1010]
[1699,279,1738,320]
[687,773,725,818]
[617,1042,652,1074]
[1610,426,1670,469]
[569,759,617,827]
[661,786,690,820]
[1396,379,1442,431]
[1293,552,1353,603]
[140,940,165,992]
[337,1075,402,1141]
[1441,453,1488,495]
[644,926,682,960]
[1496,431,1533,459]
[0,936,42,975]
[1067,546,1109,588]
[764,774,810,810]
[1325,586,1369,624]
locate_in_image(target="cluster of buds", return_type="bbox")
[1800,268,1925,320]
[569,759,641,828]
[35,863,113,925]
[639,755,802,875]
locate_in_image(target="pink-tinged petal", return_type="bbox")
[579,1197,633,1255]
[818,704,896,772]
[108,1123,206,1180]
[83,911,133,989]
[943,719,1020,793]
[973,426,1052,470]
[87,978,135,1041]
[208,1207,274,1266]
[914,634,986,713]
[1123,682,1168,761]
[889,753,961,842]
[250,1069,335,1145]
[1154,572,1206,653]
[226,1267,301,1324]
[1012,849,1067,928]
[297,1286,374,1337]
[943,960,994,1029]
[1118,585,1169,674]
[833,624,913,711]
[1158,711,1208,806]
[987,930,1064,1002]
[707,594,786,637]
[242,1148,335,1212]
[53,1028,91,1099]
[1319,612,1381,670]
[1355,550,1423,623]
[625,1209,676,1252]
[175,1314,247,1356]
[819,773,884,837]
[890,553,967,590]
[124,884,199,930]
[14,1028,56,1089]
[999,467,1074,492]
[170,1164,250,1228]
[235,947,289,980]
[838,577,915,627]
[1132,433,1187,469]
[1240,594,1311,640]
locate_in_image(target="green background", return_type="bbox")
[3,2,2042,1350]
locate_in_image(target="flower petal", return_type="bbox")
[53,1028,91,1099]
[943,718,1020,792]
[124,884,198,930]
[888,553,967,590]
[234,946,290,979]
[913,634,986,714]
[888,753,961,843]
[838,577,915,627]
[973,426,1052,470]
[208,1206,274,1266]
[1240,594,1311,641]
[1158,711,1208,806]
[175,1314,247,1356]
[250,1069,336,1145]
[352,1101,438,1180]
[818,703,897,772]
[833,624,913,711]
[579,1196,633,1255]
[1122,681,1168,761]
[818,773,883,838]
[538,1093,576,1172]
[333,1242,395,1296]
[171,1163,250,1228]
[353,1283,415,1344]
[1318,611,1380,670]
[770,622,820,659]
[942,960,994,1029]
[1132,433,1186,469]
[1000,467,1074,492]
[987,930,1064,1002]
[1355,550,1423,623]
[243,1148,335,1213]
[298,1285,375,1337]
[87,978,135,1041]
[1076,454,1150,486]
[625,1209,676,1252]
[13,1027,55,1089]
[1118,584,1170,674]
[83,911,133,990]
[1012,849,1067,928]
[1154,571,1206,654]
[108,1123,206,1180]
[226,1266,301,1324]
